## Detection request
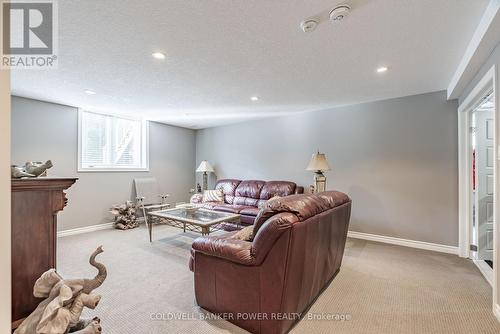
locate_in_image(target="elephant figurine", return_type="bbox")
[15,246,107,334]
[24,160,53,177]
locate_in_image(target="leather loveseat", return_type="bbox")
[189,191,352,334]
[199,179,304,225]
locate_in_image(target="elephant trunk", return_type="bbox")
[82,246,107,294]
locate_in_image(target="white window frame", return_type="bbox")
[77,109,149,172]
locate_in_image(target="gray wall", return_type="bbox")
[12,92,460,245]
[196,91,459,246]
[11,96,196,231]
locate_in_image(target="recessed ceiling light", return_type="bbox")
[84,89,96,95]
[376,66,389,73]
[250,96,259,101]
[330,5,351,22]
[152,52,166,60]
[300,19,319,33]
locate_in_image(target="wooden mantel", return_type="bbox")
[11,177,78,329]
[12,177,78,191]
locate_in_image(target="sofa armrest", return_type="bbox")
[192,234,256,266]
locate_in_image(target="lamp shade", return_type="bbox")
[196,160,214,173]
[306,152,331,172]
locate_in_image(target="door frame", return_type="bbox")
[458,65,498,314]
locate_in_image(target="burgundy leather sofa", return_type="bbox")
[200,179,304,225]
[189,191,352,334]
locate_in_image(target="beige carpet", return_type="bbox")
[58,224,500,334]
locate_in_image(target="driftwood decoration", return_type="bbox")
[14,246,107,334]
[110,201,139,230]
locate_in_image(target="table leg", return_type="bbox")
[148,219,153,243]
[183,223,186,233]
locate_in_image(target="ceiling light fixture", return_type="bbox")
[84,89,96,95]
[152,52,166,60]
[300,19,319,33]
[376,66,388,73]
[250,96,259,101]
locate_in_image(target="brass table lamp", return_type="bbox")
[306,152,331,193]
[196,160,215,191]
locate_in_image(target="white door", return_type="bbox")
[474,97,495,261]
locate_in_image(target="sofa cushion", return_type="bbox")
[233,180,265,207]
[259,181,297,200]
[215,179,241,204]
[200,202,218,210]
[240,207,260,216]
[213,204,253,214]
[235,180,265,199]
[240,215,255,225]
[233,197,260,207]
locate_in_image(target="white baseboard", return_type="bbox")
[347,231,459,255]
[473,259,494,287]
[58,224,459,256]
[494,303,500,323]
[57,222,114,237]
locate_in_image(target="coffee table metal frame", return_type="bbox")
[147,208,241,242]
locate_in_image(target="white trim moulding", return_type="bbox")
[347,231,459,255]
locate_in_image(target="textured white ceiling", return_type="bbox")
[11,0,489,129]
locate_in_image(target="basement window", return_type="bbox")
[78,110,149,172]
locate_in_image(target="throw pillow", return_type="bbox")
[190,193,203,204]
[202,189,224,203]
[257,200,267,209]
[231,225,254,241]
[258,195,281,209]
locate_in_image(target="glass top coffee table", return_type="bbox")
[147,208,241,242]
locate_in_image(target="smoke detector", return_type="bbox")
[329,5,351,22]
[300,19,319,33]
